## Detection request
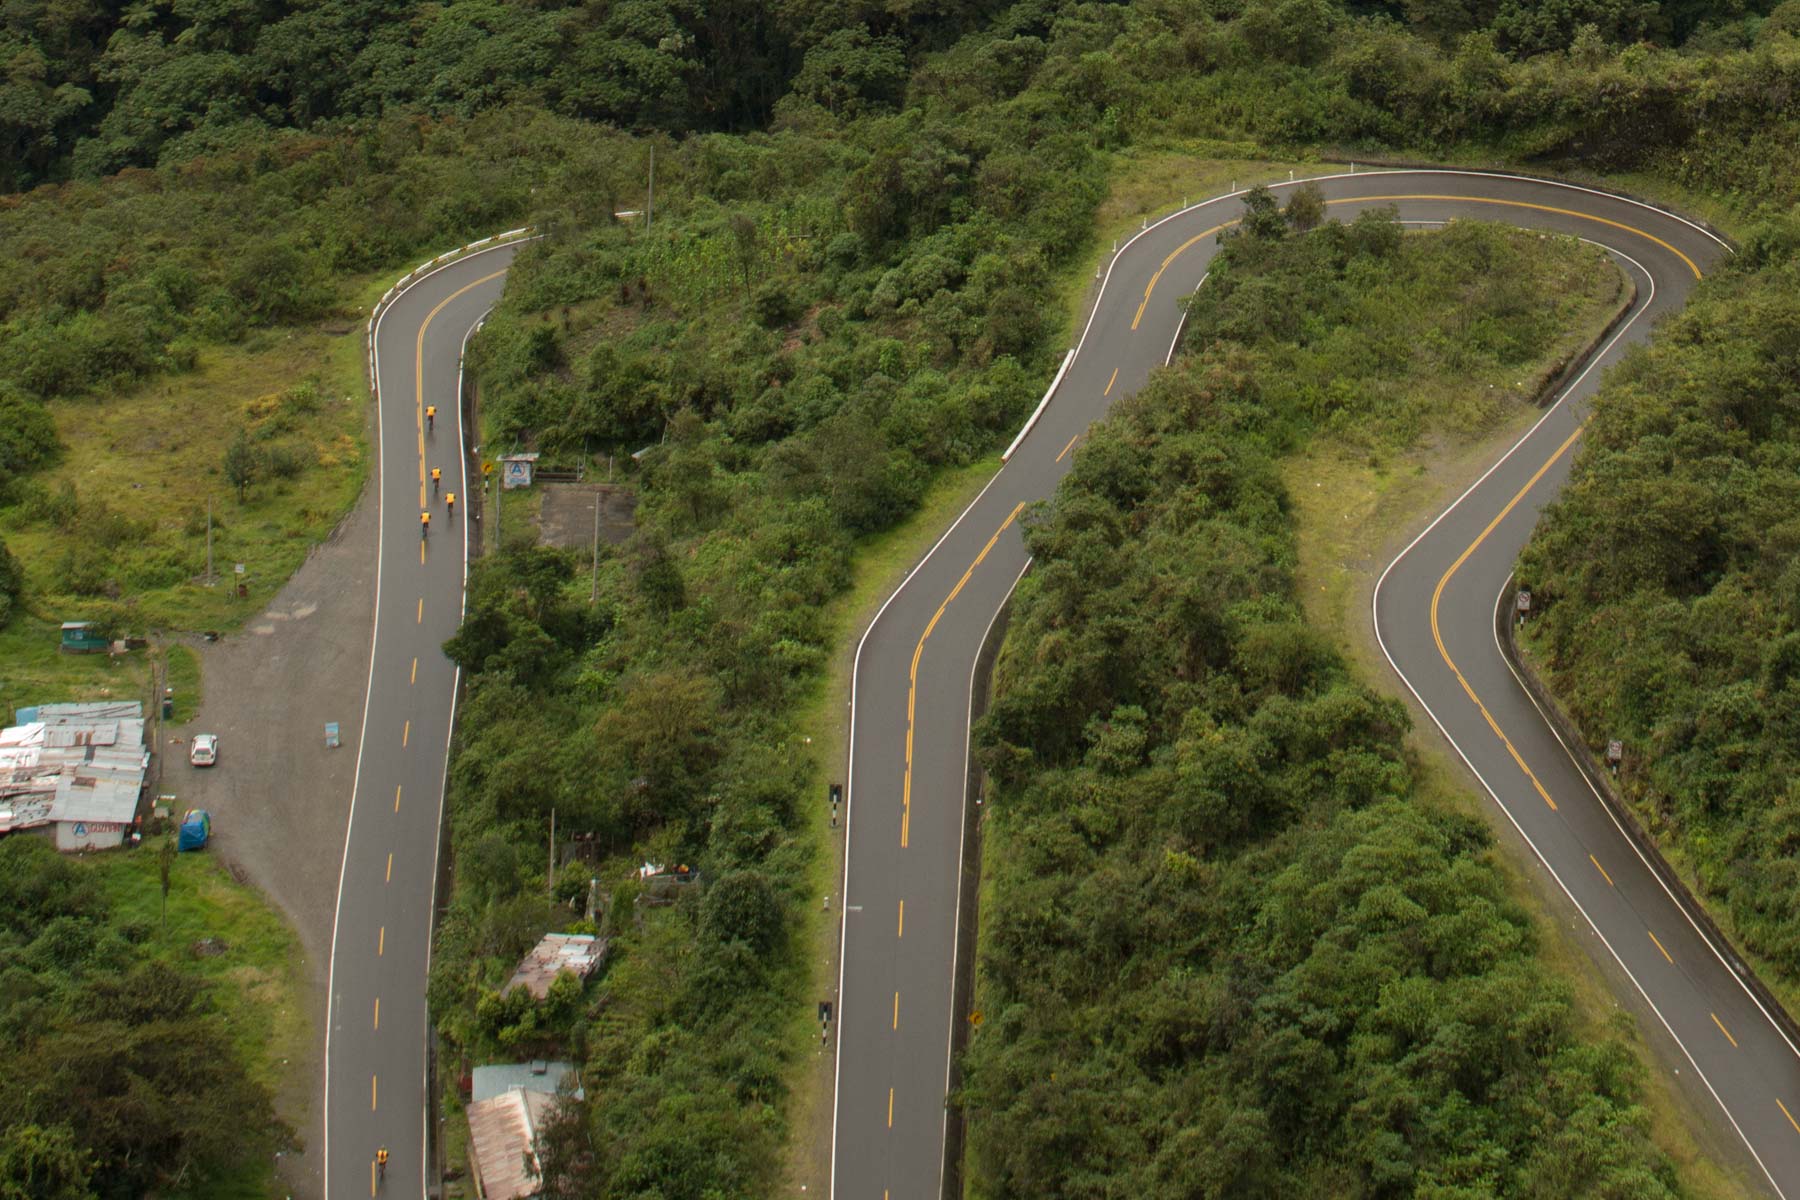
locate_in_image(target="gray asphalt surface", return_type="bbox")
[831,171,1800,1199]
[323,243,516,1200]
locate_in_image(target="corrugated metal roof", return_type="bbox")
[0,705,146,842]
[470,1062,582,1104]
[505,933,607,1000]
[468,1089,557,1200]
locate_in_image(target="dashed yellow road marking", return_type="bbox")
[897,900,904,938]
[372,1075,378,1111]
[402,720,409,748]
[1104,367,1118,395]
[410,657,417,684]
[394,785,402,813]
[1056,434,1079,462]
[385,853,393,883]
[893,992,899,1030]
[1649,930,1673,964]
[1780,1098,1800,1136]
[887,1088,894,1128]
[417,598,423,624]
[1589,854,1613,886]
[374,997,380,1031]
[1713,1012,1739,1049]
[378,926,385,956]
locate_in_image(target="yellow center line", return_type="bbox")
[893,991,900,1030]
[1104,367,1119,396]
[394,785,402,813]
[1649,929,1673,964]
[374,997,380,1030]
[901,503,1025,847]
[1589,854,1613,886]
[1712,1012,1739,1049]
[420,539,426,565]
[371,1075,378,1111]
[1780,1098,1800,1136]
[410,657,417,684]
[1131,192,1700,333]
[1133,223,1232,329]
[370,1161,377,1198]
[1429,422,1588,812]
[417,598,423,624]
[385,853,393,883]
[402,720,409,748]
[887,1088,894,1128]
[1348,194,1703,279]
[897,900,904,938]
[378,926,385,956]
[1056,433,1079,462]
[414,268,507,509]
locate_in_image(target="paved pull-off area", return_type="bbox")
[829,171,1800,1200]
[323,244,516,1199]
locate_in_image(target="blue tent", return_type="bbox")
[178,809,211,852]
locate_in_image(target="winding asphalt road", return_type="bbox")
[320,171,1799,1200]
[830,169,1800,1199]
[323,243,517,1199]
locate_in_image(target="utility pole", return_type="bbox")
[646,144,655,233]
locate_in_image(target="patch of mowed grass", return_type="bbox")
[163,642,203,723]
[1,320,370,635]
[89,845,307,1093]
[0,615,153,723]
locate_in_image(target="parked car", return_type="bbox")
[189,734,219,767]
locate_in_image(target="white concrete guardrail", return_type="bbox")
[362,227,533,402]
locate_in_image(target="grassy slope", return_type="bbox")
[86,845,308,1198]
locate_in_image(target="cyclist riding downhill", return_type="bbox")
[431,466,441,495]
[425,405,436,433]
[445,492,455,517]
[421,510,430,540]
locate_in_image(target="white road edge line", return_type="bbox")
[323,237,526,1199]
[835,167,1733,1200]
[417,307,494,1184]
[938,556,1033,1187]
[1494,582,1800,1064]
[1371,239,1789,1199]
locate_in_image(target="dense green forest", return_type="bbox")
[1,0,1799,1195]
[1517,217,1800,991]
[0,838,284,1198]
[963,210,1672,1198]
[5,0,1800,193]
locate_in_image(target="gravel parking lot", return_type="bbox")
[168,481,380,1200]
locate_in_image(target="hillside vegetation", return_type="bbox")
[0,837,295,1198]
[0,0,1798,1197]
[1517,222,1800,992]
[964,209,1671,1198]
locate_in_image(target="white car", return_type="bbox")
[189,734,219,767]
